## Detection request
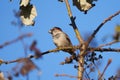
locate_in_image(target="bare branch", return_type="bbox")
[55,73,78,79]
[92,62,101,78]
[64,0,84,44]
[0,45,120,65]
[98,40,120,48]
[42,46,120,54]
[64,0,85,79]
[0,33,32,49]
[87,10,120,46]
[98,59,112,80]
[89,47,120,52]
[89,40,119,53]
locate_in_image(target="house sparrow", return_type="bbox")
[49,27,76,57]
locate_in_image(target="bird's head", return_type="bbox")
[49,27,62,35]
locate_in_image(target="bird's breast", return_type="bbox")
[53,33,70,47]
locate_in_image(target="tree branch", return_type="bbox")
[89,47,120,52]
[87,10,120,46]
[64,0,85,79]
[55,73,78,79]
[0,33,32,49]
[64,0,84,44]
[97,40,120,48]
[98,59,112,80]
[0,46,120,65]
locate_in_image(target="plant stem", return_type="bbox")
[64,0,85,80]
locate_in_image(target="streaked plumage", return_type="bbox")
[49,27,76,56]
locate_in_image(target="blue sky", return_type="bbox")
[0,0,120,80]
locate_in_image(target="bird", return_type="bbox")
[49,27,77,59]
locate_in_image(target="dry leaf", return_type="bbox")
[20,4,37,26]
[115,25,120,33]
[0,59,3,65]
[30,41,42,59]
[20,0,30,7]
[20,59,36,76]
[30,40,37,51]
[73,0,96,13]
[113,25,120,40]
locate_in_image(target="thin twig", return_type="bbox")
[98,59,112,80]
[89,47,120,52]
[87,10,120,46]
[88,40,120,53]
[21,39,28,57]
[64,0,72,17]
[84,69,91,80]
[55,73,78,79]
[0,33,32,49]
[92,62,101,78]
[98,40,120,48]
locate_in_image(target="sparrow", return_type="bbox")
[49,27,77,58]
